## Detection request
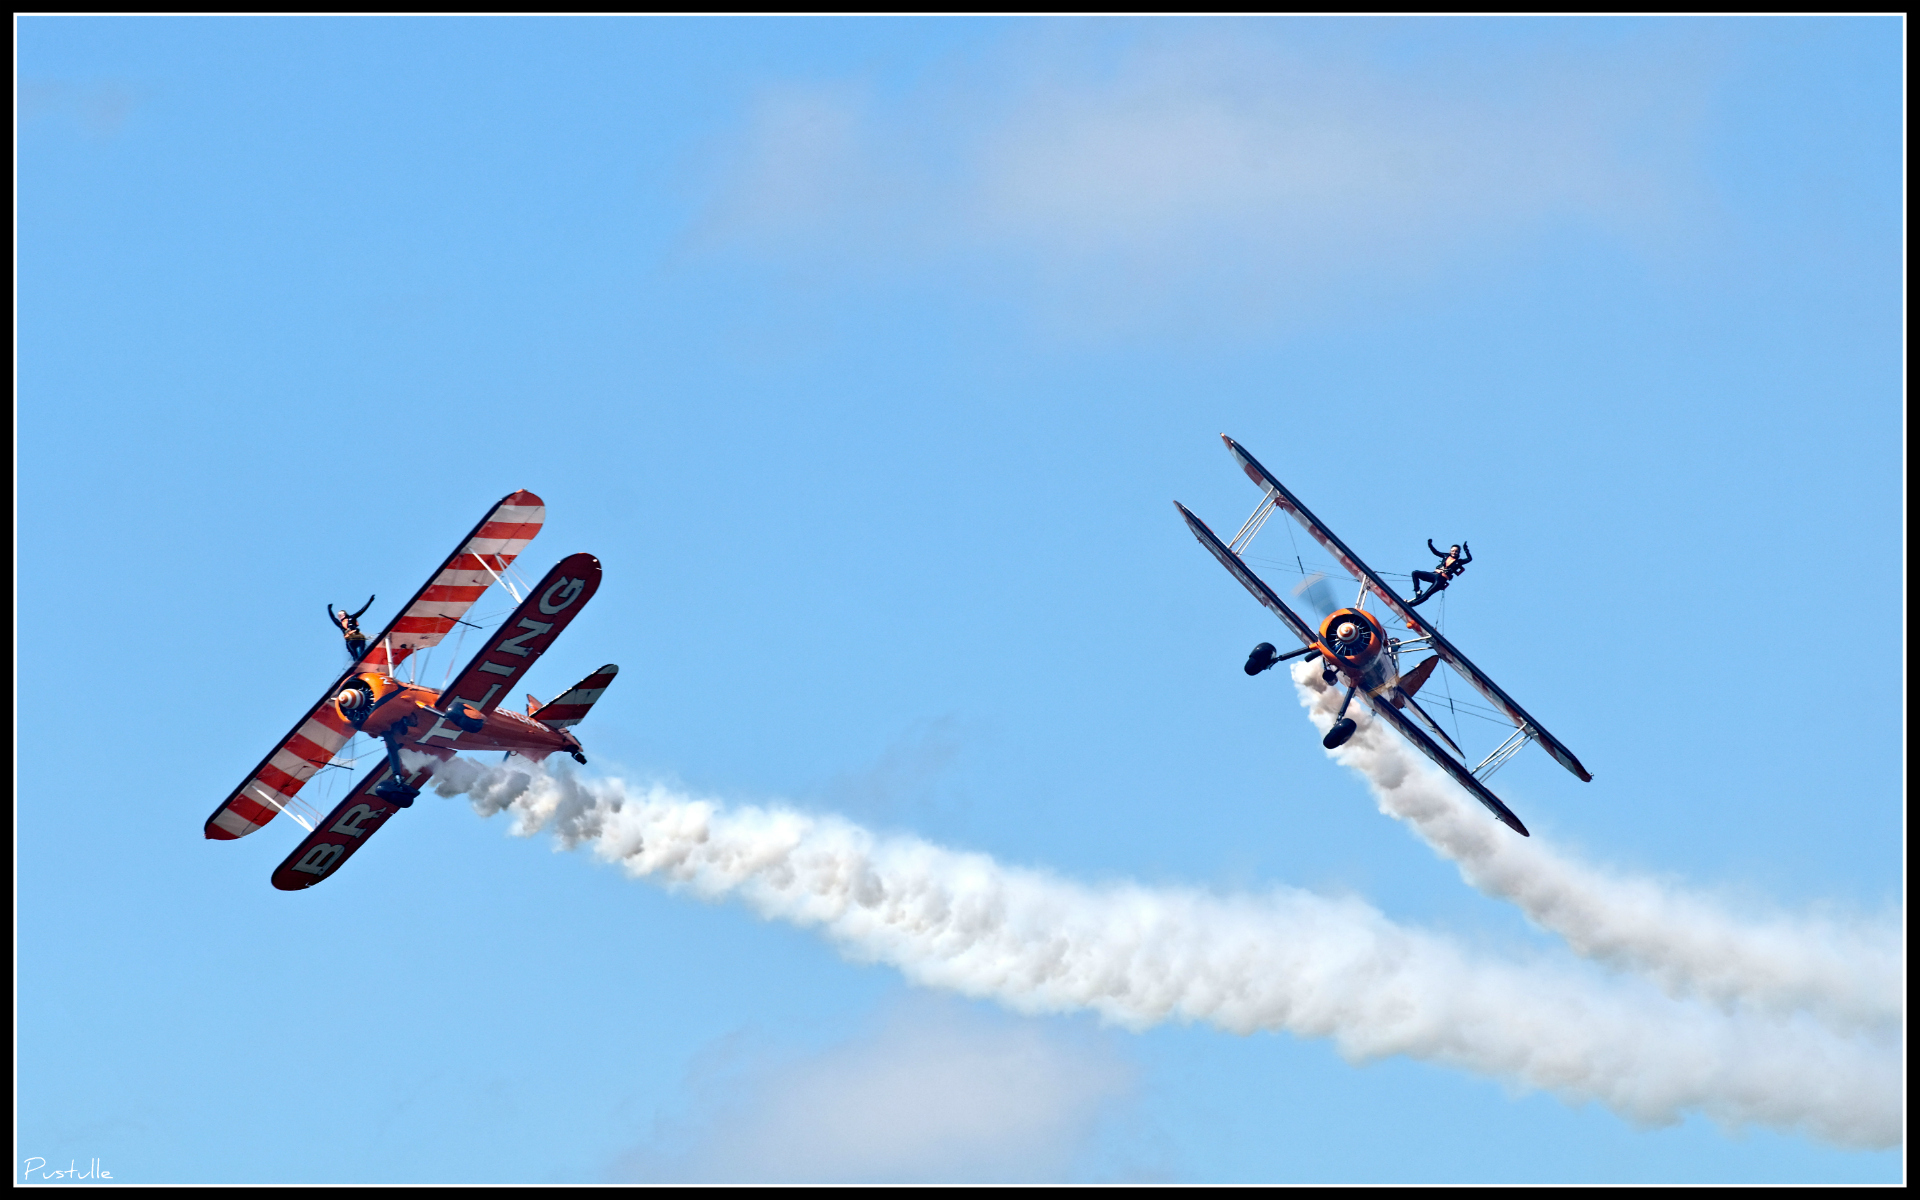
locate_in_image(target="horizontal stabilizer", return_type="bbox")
[532,665,619,729]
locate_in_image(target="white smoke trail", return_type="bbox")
[1291,663,1904,1031]
[429,756,1900,1149]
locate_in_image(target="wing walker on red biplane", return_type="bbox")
[205,491,619,890]
[1176,435,1591,836]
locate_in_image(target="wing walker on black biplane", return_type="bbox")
[205,491,620,890]
[1176,435,1591,836]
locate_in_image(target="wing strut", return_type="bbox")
[1471,725,1534,781]
[1173,502,1318,650]
[1362,690,1530,836]
[1228,492,1282,554]
[474,553,524,603]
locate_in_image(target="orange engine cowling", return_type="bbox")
[1317,607,1384,669]
[335,671,403,728]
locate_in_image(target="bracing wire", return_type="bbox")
[1245,554,1414,582]
[1434,589,1467,747]
[1238,541,1535,742]
[441,620,470,688]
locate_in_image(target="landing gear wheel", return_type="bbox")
[570,751,587,765]
[374,778,421,808]
[1321,667,1338,686]
[1322,718,1357,750]
[1244,642,1279,676]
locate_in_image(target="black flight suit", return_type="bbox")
[1410,540,1470,608]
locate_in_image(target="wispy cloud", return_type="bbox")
[695,26,1714,329]
[18,79,142,138]
[619,996,1132,1183]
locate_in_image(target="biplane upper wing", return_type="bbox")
[203,490,546,841]
[1220,436,1592,783]
[1358,689,1530,836]
[356,489,547,676]
[1174,502,1319,649]
[268,553,603,890]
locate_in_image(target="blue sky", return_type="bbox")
[16,17,1902,1184]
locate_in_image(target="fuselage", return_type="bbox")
[336,671,580,762]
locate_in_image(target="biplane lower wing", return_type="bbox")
[204,489,547,841]
[270,748,453,891]
[1393,685,1463,758]
[1174,502,1318,649]
[268,553,604,890]
[1359,690,1530,836]
[427,553,602,726]
[1220,436,1591,783]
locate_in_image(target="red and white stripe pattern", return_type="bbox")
[361,491,546,675]
[204,490,545,841]
[206,706,354,838]
[530,664,618,729]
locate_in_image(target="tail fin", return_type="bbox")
[1396,655,1441,701]
[532,665,618,729]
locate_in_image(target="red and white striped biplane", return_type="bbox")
[205,491,617,889]
[1177,436,1591,836]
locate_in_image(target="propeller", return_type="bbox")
[1293,572,1340,619]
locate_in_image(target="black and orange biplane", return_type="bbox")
[1176,436,1591,835]
[205,491,617,889]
